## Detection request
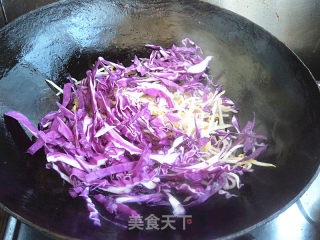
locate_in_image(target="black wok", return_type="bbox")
[0,0,320,239]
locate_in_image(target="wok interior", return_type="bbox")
[0,0,320,239]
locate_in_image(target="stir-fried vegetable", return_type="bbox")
[5,38,274,227]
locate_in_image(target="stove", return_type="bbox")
[1,0,320,239]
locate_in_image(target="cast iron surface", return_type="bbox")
[1,0,55,23]
[0,0,320,239]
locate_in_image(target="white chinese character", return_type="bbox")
[128,214,144,230]
[145,214,160,230]
[161,215,176,230]
[177,215,192,230]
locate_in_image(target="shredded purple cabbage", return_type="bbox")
[5,38,274,227]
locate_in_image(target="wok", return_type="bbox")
[0,0,320,239]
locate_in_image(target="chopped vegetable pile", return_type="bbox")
[5,38,274,227]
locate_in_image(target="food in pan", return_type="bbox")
[5,39,274,226]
